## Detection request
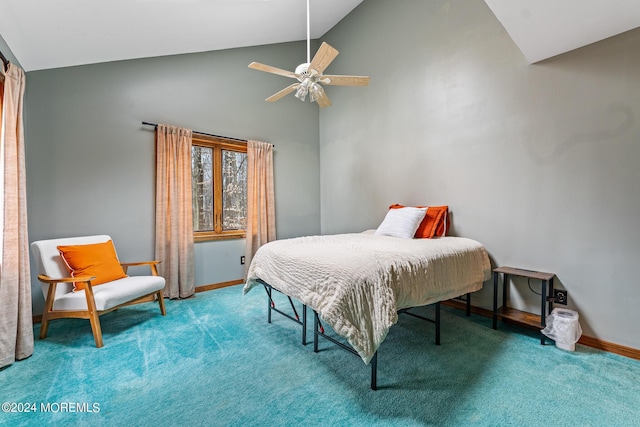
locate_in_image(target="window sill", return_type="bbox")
[194,232,246,243]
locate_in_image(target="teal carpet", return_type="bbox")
[2,285,640,426]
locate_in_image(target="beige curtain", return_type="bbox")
[155,124,195,299]
[244,140,276,276]
[0,63,33,369]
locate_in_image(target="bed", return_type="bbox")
[243,230,491,388]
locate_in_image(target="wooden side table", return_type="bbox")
[492,266,556,344]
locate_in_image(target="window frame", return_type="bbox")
[191,134,247,242]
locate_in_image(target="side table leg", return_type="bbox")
[548,278,554,315]
[502,274,509,309]
[492,271,499,329]
[540,280,547,345]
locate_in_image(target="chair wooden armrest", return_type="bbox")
[37,274,95,284]
[120,260,160,267]
[120,260,161,275]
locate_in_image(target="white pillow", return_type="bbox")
[374,207,427,239]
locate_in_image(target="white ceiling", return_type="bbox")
[0,0,638,71]
[485,0,640,63]
[0,0,363,71]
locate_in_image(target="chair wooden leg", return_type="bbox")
[39,313,51,339]
[39,283,58,339]
[84,285,104,348]
[157,290,167,316]
[88,311,104,348]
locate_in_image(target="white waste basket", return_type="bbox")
[541,308,582,351]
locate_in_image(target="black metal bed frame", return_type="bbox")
[261,280,307,345]
[257,279,471,390]
[313,304,441,390]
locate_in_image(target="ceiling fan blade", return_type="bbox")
[265,83,300,102]
[309,42,339,74]
[315,90,332,108]
[249,62,297,79]
[321,75,370,86]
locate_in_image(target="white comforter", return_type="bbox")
[244,233,491,364]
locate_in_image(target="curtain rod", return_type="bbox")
[142,121,248,143]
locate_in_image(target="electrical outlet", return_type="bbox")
[554,289,568,305]
[240,256,245,265]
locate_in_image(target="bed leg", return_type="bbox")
[302,304,307,346]
[371,352,378,390]
[466,292,471,317]
[313,311,319,353]
[263,285,274,323]
[435,302,441,345]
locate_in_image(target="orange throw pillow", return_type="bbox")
[389,204,449,238]
[57,240,128,291]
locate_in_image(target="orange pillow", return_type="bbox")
[57,240,128,292]
[389,204,449,238]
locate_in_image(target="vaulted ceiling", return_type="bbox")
[485,0,640,63]
[0,0,363,71]
[0,0,638,72]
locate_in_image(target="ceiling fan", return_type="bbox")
[248,0,370,108]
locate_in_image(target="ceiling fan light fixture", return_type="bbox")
[309,82,324,103]
[295,79,310,101]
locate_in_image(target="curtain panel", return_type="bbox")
[155,124,195,299]
[0,63,33,369]
[244,140,276,276]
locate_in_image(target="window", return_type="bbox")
[191,135,247,241]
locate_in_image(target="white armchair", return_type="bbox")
[30,235,166,348]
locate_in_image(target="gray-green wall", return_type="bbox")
[24,42,321,313]
[321,0,640,349]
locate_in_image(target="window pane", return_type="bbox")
[222,150,247,231]
[192,146,213,231]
